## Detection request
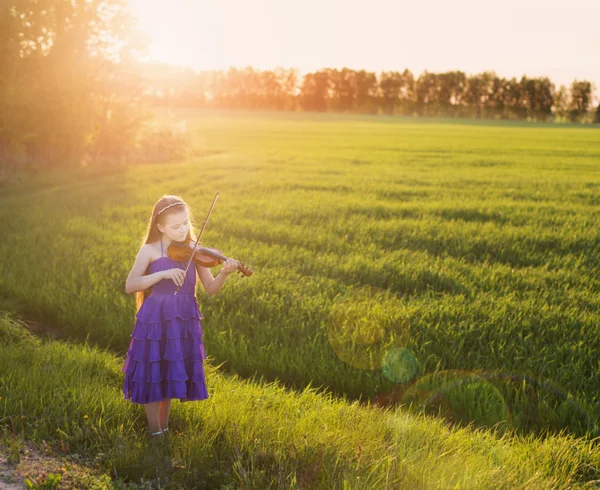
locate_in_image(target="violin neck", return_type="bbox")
[198,246,228,263]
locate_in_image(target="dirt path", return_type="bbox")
[0,441,109,489]
[0,454,25,490]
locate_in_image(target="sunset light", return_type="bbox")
[126,0,600,90]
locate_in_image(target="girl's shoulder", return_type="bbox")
[144,242,161,261]
[146,241,159,250]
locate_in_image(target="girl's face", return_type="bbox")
[157,209,189,242]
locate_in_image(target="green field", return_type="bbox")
[1,109,600,487]
[4,311,600,489]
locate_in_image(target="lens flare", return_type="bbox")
[382,346,420,384]
[375,368,599,438]
[327,285,411,371]
[401,369,512,432]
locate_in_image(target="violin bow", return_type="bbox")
[174,191,219,296]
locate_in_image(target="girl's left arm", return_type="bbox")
[196,264,230,296]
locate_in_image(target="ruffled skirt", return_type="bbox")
[122,294,209,404]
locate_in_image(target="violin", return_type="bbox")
[167,238,253,277]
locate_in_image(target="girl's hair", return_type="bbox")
[135,194,199,313]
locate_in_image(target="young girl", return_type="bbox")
[122,194,240,437]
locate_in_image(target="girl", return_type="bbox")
[122,194,240,437]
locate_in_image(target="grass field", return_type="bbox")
[1,108,600,487]
[2,311,600,489]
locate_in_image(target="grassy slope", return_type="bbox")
[1,311,599,489]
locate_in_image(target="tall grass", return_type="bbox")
[1,311,599,488]
[1,108,599,442]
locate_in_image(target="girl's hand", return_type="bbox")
[221,258,240,275]
[162,267,187,287]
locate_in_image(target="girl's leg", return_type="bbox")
[159,399,172,430]
[143,402,162,433]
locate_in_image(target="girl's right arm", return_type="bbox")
[125,245,165,294]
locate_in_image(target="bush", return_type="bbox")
[132,118,190,164]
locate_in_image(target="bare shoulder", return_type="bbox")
[131,244,157,268]
[127,244,153,282]
[144,242,161,261]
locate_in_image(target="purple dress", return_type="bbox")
[122,245,209,405]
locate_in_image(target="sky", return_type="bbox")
[126,0,600,100]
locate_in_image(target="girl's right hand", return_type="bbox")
[161,267,187,287]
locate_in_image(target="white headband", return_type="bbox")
[156,201,185,216]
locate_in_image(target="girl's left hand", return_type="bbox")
[221,258,240,275]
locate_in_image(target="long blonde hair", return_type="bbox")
[135,194,200,313]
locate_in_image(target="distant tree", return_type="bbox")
[437,71,467,117]
[329,68,356,112]
[399,70,416,115]
[569,80,593,122]
[300,70,330,112]
[379,71,404,115]
[354,70,378,114]
[553,85,570,122]
[277,67,301,111]
[415,71,439,116]
[521,77,554,121]
[486,75,509,119]
[464,72,495,119]
[498,77,521,120]
[378,69,415,116]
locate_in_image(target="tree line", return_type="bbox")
[141,64,599,124]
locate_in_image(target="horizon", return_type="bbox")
[127,0,600,103]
